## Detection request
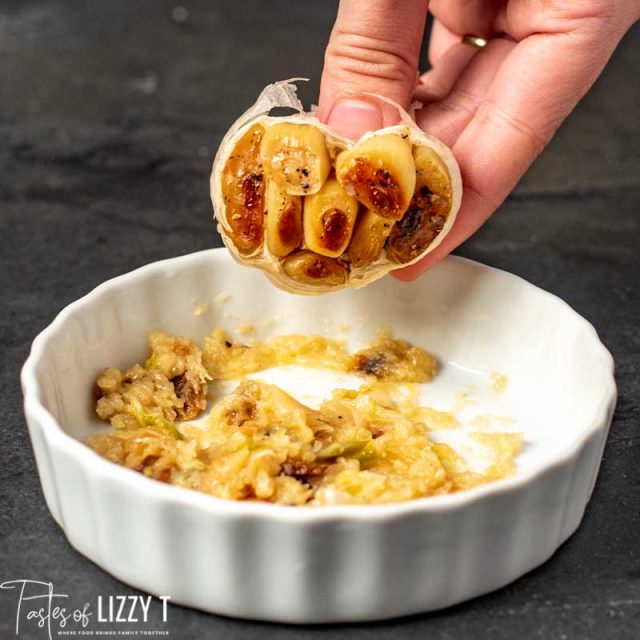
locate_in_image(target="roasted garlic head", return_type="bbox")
[211,80,462,295]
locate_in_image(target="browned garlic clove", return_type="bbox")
[303,177,359,258]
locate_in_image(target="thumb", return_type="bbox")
[318,0,429,140]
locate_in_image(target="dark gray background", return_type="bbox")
[1,1,639,638]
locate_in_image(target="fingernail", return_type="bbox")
[327,99,383,140]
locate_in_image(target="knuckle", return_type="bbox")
[325,31,418,86]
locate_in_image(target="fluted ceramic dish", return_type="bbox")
[21,249,616,623]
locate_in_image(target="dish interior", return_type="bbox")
[31,251,611,487]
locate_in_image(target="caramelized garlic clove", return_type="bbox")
[260,123,331,196]
[220,123,266,254]
[386,144,453,264]
[303,177,359,258]
[264,181,303,257]
[347,209,393,268]
[413,144,452,207]
[386,187,447,264]
[335,133,416,220]
[282,251,348,287]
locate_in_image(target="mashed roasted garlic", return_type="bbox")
[87,328,521,505]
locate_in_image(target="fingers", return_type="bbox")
[318,0,429,140]
[416,37,515,145]
[455,29,621,206]
[396,24,622,281]
[427,19,461,66]
[492,0,640,42]
[429,0,499,39]
[415,40,480,105]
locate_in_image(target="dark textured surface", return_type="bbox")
[1,2,639,639]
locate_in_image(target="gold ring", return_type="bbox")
[461,34,489,48]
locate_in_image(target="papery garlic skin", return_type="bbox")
[211,80,462,295]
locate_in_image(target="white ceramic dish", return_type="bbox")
[21,249,616,623]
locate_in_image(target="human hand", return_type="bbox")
[318,0,639,280]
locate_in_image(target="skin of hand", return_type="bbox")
[318,0,639,280]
